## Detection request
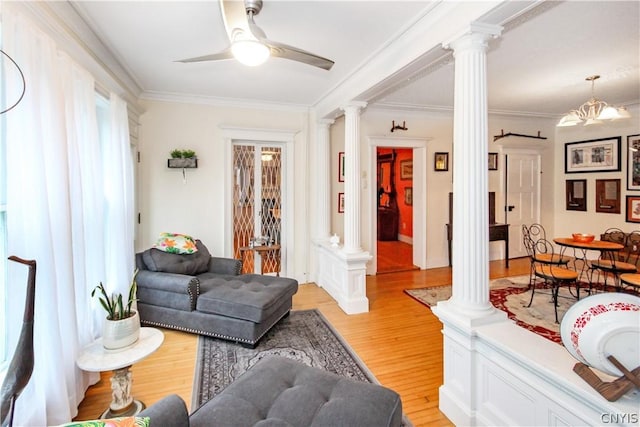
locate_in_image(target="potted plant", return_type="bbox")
[168,149,198,168]
[92,270,141,349]
[181,149,196,158]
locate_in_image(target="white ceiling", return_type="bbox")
[71,0,640,118]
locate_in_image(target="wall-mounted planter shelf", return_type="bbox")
[168,158,198,168]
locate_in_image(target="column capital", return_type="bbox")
[442,22,502,51]
[318,118,335,127]
[340,101,368,115]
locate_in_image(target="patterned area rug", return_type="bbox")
[193,309,375,408]
[404,275,580,344]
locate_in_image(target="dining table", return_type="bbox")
[553,237,624,293]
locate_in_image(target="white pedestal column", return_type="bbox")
[314,103,370,314]
[341,102,367,254]
[311,119,334,285]
[314,119,334,241]
[440,23,505,321]
[432,23,507,426]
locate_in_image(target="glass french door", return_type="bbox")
[232,143,282,275]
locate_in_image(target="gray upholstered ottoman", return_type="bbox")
[140,356,403,427]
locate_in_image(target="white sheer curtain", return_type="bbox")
[3,8,132,425]
[103,93,135,297]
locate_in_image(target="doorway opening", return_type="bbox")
[367,136,428,275]
[232,143,283,275]
[376,147,417,273]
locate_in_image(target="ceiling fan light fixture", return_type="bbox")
[231,39,270,66]
[557,75,631,127]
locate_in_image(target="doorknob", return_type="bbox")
[506,205,515,212]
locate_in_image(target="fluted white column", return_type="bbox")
[341,102,367,253]
[315,119,334,240]
[447,24,501,315]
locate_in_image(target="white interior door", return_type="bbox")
[505,153,540,259]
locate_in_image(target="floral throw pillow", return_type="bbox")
[59,416,150,427]
[153,232,198,254]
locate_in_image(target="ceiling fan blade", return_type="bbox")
[266,40,334,71]
[221,0,250,39]
[176,50,233,63]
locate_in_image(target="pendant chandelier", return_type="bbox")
[557,75,630,127]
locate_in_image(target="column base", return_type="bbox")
[433,298,507,328]
[316,241,371,314]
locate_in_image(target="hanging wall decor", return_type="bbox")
[566,179,587,211]
[488,152,498,171]
[626,134,640,191]
[565,137,621,173]
[167,149,198,168]
[434,152,448,171]
[338,152,345,182]
[595,178,621,214]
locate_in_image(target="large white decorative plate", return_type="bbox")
[560,293,640,376]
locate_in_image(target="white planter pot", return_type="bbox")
[102,311,141,350]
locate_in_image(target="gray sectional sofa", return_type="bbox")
[135,240,298,347]
[140,356,404,427]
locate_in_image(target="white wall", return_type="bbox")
[330,108,558,270]
[552,105,640,239]
[137,99,311,282]
[138,98,638,279]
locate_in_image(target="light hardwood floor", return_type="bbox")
[75,257,530,426]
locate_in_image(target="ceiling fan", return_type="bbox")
[177,0,334,70]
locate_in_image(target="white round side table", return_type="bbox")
[77,327,164,418]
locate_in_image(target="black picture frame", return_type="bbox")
[565,137,621,173]
[338,152,345,182]
[434,152,448,171]
[626,134,640,190]
[488,152,498,171]
[595,178,621,214]
[566,179,587,211]
[626,195,640,223]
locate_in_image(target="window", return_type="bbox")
[0,20,6,369]
[0,83,6,372]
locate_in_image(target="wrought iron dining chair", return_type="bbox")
[590,229,640,291]
[522,224,571,289]
[524,233,578,323]
[618,273,640,295]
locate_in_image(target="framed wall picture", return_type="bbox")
[626,195,640,223]
[595,178,620,214]
[488,152,498,171]
[400,159,413,180]
[565,136,621,173]
[338,192,345,213]
[434,152,448,171]
[338,152,345,182]
[404,187,413,205]
[566,179,586,211]
[626,134,640,190]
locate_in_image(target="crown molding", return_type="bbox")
[140,90,311,113]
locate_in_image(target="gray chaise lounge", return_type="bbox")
[135,240,298,347]
[140,355,403,427]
